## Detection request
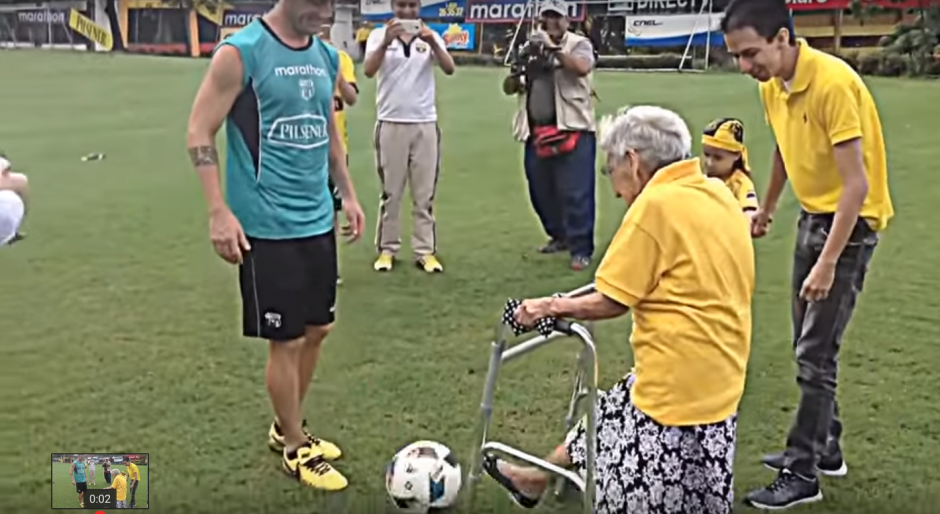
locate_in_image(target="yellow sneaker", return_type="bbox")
[268,420,287,452]
[374,252,394,272]
[417,254,443,273]
[282,445,348,491]
[268,420,343,461]
[302,421,342,461]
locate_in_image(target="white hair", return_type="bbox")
[598,105,693,171]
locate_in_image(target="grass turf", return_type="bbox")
[50,463,148,508]
[2,50,939,513]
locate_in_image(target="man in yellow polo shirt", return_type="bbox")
[317,24,358,284]
[123,457,141,508]
[722,0,893,510]
[355,22,372,61]
[482,106,755,513]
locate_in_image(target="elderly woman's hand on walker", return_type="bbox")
[513,297,557,328]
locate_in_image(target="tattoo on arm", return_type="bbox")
[188,146,218,167]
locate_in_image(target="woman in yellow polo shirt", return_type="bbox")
[107,469,127,508]
[482,106,755,514]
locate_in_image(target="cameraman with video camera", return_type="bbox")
[504,0,597,271]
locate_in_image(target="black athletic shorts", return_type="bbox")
[238,231,338,341]
[76,481,87,493]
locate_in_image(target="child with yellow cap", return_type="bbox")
[701,117,760,224]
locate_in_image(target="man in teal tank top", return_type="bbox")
[70,456,88,507]
[186,0,365,492]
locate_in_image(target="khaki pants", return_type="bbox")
[373,121,441,257]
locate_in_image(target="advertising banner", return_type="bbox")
[0,4,87,50]
[624,13,724,47]
[361,0,467,21]
[466,0,585,23]
[785,0,937,10]
[222,8,268,28]
[15,9,69,24]
[434,22,475,50]
[609,0,716,14]
[68,8,112,50]
[194,0,223,25]
[374,22,477,50]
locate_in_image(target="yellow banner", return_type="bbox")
[195,0,223,25]
[68,9,113,50]
[125,0,175,8]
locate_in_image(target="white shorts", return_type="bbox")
[0,190,24,246]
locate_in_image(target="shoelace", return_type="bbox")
[767,472,798,492]
[301,454,333,476]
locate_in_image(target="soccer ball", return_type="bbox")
[385,440,462,513]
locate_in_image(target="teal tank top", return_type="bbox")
[219,19,339,240]
[74,461,86,482]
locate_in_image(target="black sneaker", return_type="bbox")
[481,456,540,509]
[762,451,848,477]
[744,470,823,510]
[538,239,568,254]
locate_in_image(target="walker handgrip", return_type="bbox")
[554,319,574,335]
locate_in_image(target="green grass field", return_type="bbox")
[3,50,940,513]
[51,463,148,508]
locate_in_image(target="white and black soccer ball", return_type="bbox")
[385,441,462,513]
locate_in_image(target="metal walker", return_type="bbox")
[465,284,599,514]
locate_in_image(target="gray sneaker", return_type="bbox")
[744,470,823,510]
[761,451,848,477]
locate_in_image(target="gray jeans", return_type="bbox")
[784,211,877,478]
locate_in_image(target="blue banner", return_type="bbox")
[466,0,585,23]
[374,22,476,50]
[361,0,467,21]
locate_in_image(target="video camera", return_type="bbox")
[509,35,558,78]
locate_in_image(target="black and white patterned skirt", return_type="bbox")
[564,373,737,514]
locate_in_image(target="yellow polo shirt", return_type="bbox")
[760,39,893,231]
[124,462,140,481]
[333,49,357,151]
[355,27,371,43]
[109,473,127,501]
[595,159,755,426]
[723,170,759,211]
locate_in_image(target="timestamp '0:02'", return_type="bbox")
[87,493,112,504]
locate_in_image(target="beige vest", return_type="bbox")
[513,31,596,142]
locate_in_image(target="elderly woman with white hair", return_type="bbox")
[483,106,755,513]
[107,468,128,508]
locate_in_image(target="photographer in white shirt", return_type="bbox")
[0,156,27,247]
